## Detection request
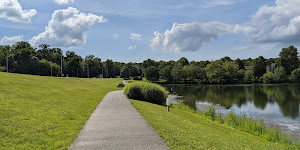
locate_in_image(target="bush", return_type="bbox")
[244,70,254,83]
[261,72,274,83]
[132,76,142,80]
[124,82,168,105]
[274,66,287,83]
[290,68,300,83]
[203,106,216,121]
[0,66,5,72]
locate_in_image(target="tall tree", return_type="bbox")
[177,57,189,66]
[144,66,159,82]
[235,58,245,70]
[65,51,82,77]
[104,59,115,78]
[275,46,299,75]
[252,56,266,77]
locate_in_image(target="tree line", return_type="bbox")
[1,41,300,84]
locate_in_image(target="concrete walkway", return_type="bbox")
[69,90,170,150]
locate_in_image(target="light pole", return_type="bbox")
[51,65,53,77]
[61,55,63,77]
[6,55,8,72]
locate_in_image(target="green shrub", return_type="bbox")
[274,66,287,83]
[290,68,300,83]
[124,82,167,105]
[0,66,5,72]
[132,76,142,80]
[203,106,216,121]
[261,72,275,83]
[244,70,253,83]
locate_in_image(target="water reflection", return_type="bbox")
[166,84,300,119]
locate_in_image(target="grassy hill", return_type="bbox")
[131,100,298,150]
[0,72,122,149]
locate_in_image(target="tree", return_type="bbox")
[290,68,300,83]
[120,65,130,78]
[104,59,114,78]
[252,56,266,77]
[159,65,173,82]
[205,61,223,83]
[244,70,254,83]
[273,66,287,83]
[142,59,156,69]
[222,61,240,83]
[11,41,36,74]
[182,64,198,82]
[64,51,83,77]
[84,55,101,78]
[177,57,189,66]
[235,58,245,70]
[275,46,299,75]
[171,62,183,82]
[261,72,274,83]
[220,56,232,62]
[144,66,159,82]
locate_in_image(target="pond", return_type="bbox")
[165,84,300,140]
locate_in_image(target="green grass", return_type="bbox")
[0,72,122,149]
[130,100,292,150]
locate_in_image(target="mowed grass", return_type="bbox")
[0,72,122,149]
[131,100,288,150]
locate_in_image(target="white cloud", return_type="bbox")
[202,0,239,8]
[54,0,74,5]
[0,0,36,23]
[151,22,241,52]
[0,35,24,45]
[130,33,141,40]
[30,7,107,47]
[151,0,300,52]
[113,34,119,38]
[128,45,136,50]
[243,0,300,43]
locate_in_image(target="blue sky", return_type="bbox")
[1,0,300,62]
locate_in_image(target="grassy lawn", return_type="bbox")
[131,100,289,150]
[0,72,122,149]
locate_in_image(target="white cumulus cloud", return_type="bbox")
[130,33,141,40]
[128,45,136,50]
[0,35,24,45]
[151,22,241,52]
[30,7,107,47]
[243,0,300,43]
[0,0,36,23]
[151,0,300,52]
[54,0,74,5]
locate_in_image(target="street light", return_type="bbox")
[6,54,14,73]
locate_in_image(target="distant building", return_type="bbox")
[244,66,252,71]
[266,63,275,73]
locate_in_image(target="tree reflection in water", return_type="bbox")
[166,84,300,119]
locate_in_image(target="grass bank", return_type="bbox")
[130,100,295,150]
[0,72,122,149]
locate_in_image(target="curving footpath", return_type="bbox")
[69,90,170,150]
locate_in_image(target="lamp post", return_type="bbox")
[6,55,8,72]
[61,54,63,77]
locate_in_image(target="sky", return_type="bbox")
[1,0,300,62]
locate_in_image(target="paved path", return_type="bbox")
[69,90,170,150]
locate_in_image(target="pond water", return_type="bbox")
[165,84,300,140]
